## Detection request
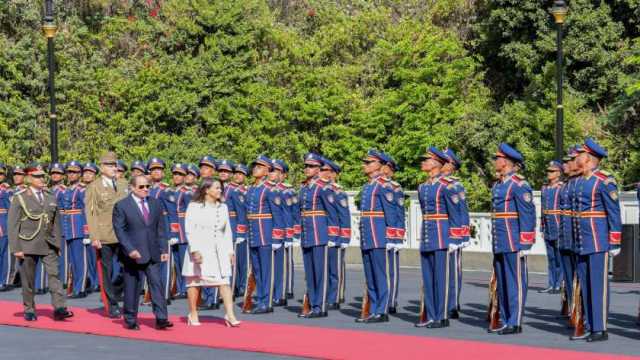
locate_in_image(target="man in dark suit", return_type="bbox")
[113,175,172,330]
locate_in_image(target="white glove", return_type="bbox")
[448,243,458,253]
[82,238,91,245]
[272,243,282,250]
[518,249,531,258]
[235,237,246,244]
[385,242,395,250]
[328,241,336,247]
[168,238,179,246]
[284,241,293,248]
[609,248,621,257]
[293,236,301,244]
[340,243,349,249]
[460,241,471,249]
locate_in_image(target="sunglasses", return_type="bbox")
[304,164,320,169]
[30,174,45,179]
[136,184,151,189]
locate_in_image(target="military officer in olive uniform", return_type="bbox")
[8,163,73,321]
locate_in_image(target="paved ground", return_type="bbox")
[1,267,639,359]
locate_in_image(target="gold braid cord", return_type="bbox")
[16,194,47,241]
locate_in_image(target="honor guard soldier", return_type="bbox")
[488,143,536,335]
[147,158,173,303]
[570,138,622,342]
[379,152,404,314]
[218,159,246,299]
[356,150,396,323]
[185,165,200,190]
[116,160,128,180]
[8,162,74,322]
[540,161,563,294]
[322,158,351,309]
[130,161,146,178]
[49,163,68,291]
[82,163,101,290]
[244,155,286,314]
[558,147,579,320]
[167,163,191,299]
[197,155,221,310]
[298,153,337,318]
[0,163,13,291]
[414,147,464,329]
[231,163,249,297]
[269,160,291,307]
[276,161,299,300]
[62,161,92,298]
[442,148,470,319]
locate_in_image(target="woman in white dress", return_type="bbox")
[182,178,240,327]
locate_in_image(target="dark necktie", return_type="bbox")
[140,198,149,223]
[112,179,117,192]
[35,191,43,204]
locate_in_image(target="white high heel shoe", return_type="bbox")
[187,313,201,326]
[224,314,241,328]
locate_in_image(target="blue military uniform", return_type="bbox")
[147,158,173,301]
[230,163,249,297]
[8,166,26,287]
[541,161,563,292]
[416,148,464,328]
[357,150,396,322]
[245,155,286,313]
[81,162,101,289]
[559,146,580,311]
[490,143,536,334]
[573,139,621,341]
[0,163,12,290]
[323,159,351,307]
[298,153,338,317]
[50,163,69,291]
[272,160,293,306]
[443,148,470,316]
[62,161,92,297]
[167,163,191,298]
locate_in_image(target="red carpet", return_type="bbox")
[0,300,635,360]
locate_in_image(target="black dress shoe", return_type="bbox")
[53,308,74,321]
[488,325,507,334]
[388,306,397,314]
[449,310,460,319]
[173,293,187,300]
[569,331,591,341]
[327,303,340,310]
[426,320,444,328]
[155,319,174,329]
[109,306,122,319]
[586,331,608,342]
[272,299,287,307]
[24,312,37,321]
[166,299,172,306]
[69,291,87,299]
[0,285,12,292]
[35,289,46,295]
[304,311,328,319]
[251,307,271,314]
[286,292,294,299]
[538,287,554,294]
[365,314,389,323]
[125,322,140,330]
[441,319,450,327]
[355,315,374,323]
[498,326,522,335]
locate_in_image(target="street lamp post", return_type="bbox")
[551,1,568,161]
[42,0,58,163]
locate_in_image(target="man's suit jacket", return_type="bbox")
[112,195,168,264]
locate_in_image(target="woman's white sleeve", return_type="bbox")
[185,203,202,253]
[222,204,235,256]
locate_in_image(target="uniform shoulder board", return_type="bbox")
[282,182,292,188]
[594,169,615,182]
[78,183,86,188]
[14,188,26,196]
[450,175,461,181]
[511,174,527,186]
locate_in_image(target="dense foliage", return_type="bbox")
[0,0,639,209]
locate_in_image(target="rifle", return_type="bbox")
[418,284,427,323]
[560,283,569,317]
[360,286,370,319]
[571,275,584,336]
[301,292,311,315]
[241,269,256,313]
[487,270,501,330]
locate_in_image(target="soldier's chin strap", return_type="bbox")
[15,193,47,241]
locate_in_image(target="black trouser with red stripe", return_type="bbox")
[99,244,124,309]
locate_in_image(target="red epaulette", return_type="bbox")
[593,170,608,181]
[511,174,525,185]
